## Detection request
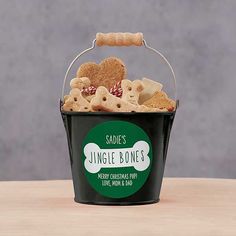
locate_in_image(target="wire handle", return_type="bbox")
[61,35,177,101]
[96,32,143,46]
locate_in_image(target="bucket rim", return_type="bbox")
[61,111,176,116]
[60,109,177,116]
[60,100,178,116]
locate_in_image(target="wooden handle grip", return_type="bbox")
[96,32,143,46]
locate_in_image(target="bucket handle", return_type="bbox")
[96,32,144,46]
[61,33,177,102]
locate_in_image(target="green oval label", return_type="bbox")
[82,121,152,198]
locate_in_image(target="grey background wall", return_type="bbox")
[0,0,235,180]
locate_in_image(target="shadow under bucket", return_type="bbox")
[61,104,176,205]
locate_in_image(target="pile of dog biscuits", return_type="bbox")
[62,57,175,112]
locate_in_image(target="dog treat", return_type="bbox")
[62,88,91,112]
[143,91,175,111]
[62,56,176,113]
[90,86,167,112]
[62,97,80,112]
[70,77,91,90]
[91,86,139,112]
[139,77,163,104]
[77,57,126,89]
[121,80,144,105]
[84,94,95,102]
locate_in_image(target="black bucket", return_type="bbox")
[61,102,177,205]
[60,32,178,205]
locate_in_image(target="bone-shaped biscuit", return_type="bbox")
[90,86,167,112]
[90,86,138,112]
[84,141,150,173]
[62,88,91,112]
[84,94,95,102]
[139,77,163,104]
[121,80,144,105]
[62,97,80,112]
[70,77,91,90]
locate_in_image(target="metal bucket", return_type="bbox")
[60,33,178,205]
